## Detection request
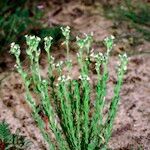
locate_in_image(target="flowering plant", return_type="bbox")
[10,26,128,150]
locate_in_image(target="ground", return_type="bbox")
[0,1,150,150]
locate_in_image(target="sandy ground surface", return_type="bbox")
[0,1,150,150]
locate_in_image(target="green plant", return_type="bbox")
[121,0,150,25]
[104,0,150,41]
[0,121,31,150]
[10,26,128,150]
[0,0,43,52]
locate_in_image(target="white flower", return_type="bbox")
[123,65,127,71]
[98,52,103,57]
[11,42,15,48]
[44,36,53,41]
[58,75,71,82]
[52,64,55,68]
[110,35,115,40]
[90,52,95,58]
[85,57,89,61]
[30,36,35,40]
[66,75,71,80]
[79,74,90,81]
[14,64,18,68]
[56,61,63,67]
[36,36,41,42]
[58,75,64,81]
[77,52,79,57]
[42,80,47,83]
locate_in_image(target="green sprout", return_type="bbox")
[61,26,70,59]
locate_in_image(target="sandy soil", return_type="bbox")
[0,1,150,150]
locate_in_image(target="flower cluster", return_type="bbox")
[56,61,64,75]
[44,36,53,52]
[57,75,71,83]
[76,32,93,53]
[25,35,41,56]
[61,26,70,41]
[103,35,115,54]
[25,35,41,48]
[56,61,63,68]
[49,56,55,65]
[118,53,128,74]
[79,74,90,81]
[10,42,20,57]
[90,51,103,61]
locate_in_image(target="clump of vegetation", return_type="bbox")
[118,0,150,25]
[104,0,150,41]
[0,0,43,52]
[10,26,128,150]
[0,0,65,53]
[0,121,31,150]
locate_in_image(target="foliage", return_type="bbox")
[30,26,64,45]
[10,27,128,150]
[0,0,43,52]
[104,0,150,41]
[0,121,31,150]
[121,0,150,25]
